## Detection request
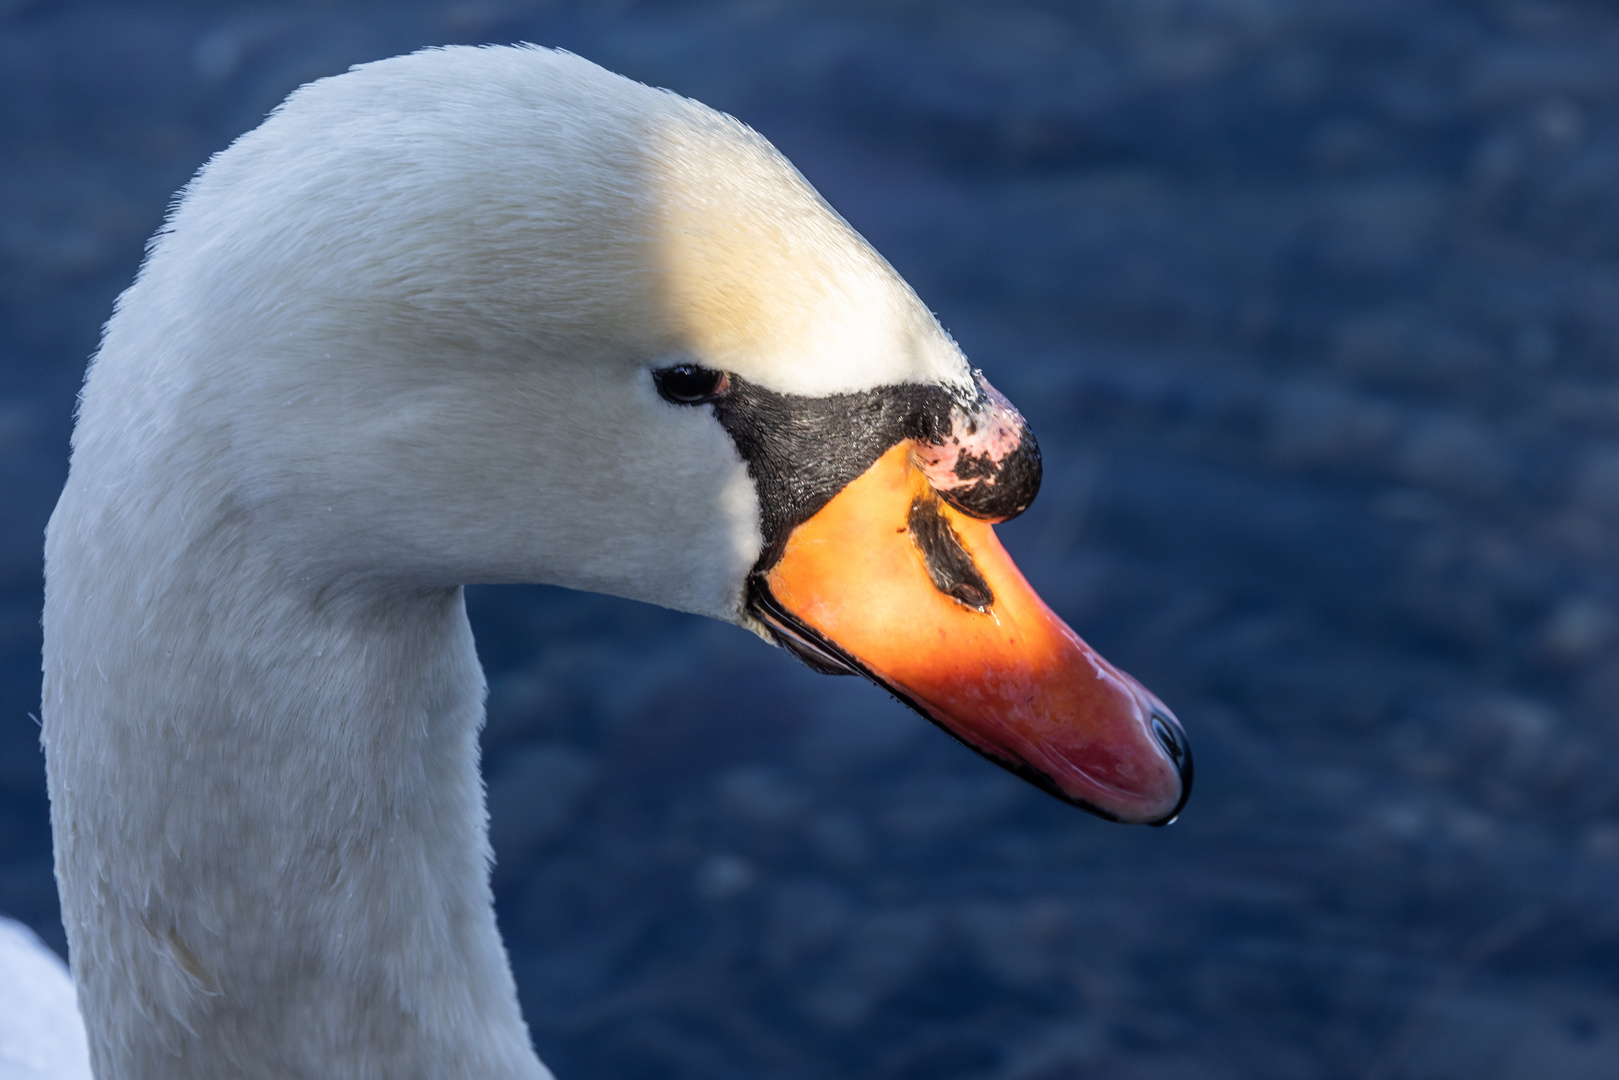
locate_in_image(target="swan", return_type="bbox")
[39,45,1191,1079]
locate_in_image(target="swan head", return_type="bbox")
[93,45,1189,825]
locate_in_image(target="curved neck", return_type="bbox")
[42,491,549,1080]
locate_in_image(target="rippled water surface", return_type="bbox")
[6,2,1619,1077]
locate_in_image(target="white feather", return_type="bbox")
[0,918,91,1080]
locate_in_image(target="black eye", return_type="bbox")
[654,364,730,405]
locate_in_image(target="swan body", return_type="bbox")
[41,46,1188,1079]
[0,918,92,1080]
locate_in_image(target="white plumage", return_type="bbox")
[0,918,91,1080]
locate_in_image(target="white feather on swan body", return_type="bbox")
[42,45,977,1080]
[0,917,92,1080]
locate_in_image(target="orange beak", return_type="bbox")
[749,443,1191,825]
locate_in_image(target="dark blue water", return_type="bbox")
[6,2,1619,1077]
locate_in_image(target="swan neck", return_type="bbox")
[42,512,548,1079]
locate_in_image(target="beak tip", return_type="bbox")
[1145,705,1193,826]
[1039,699,1193,828]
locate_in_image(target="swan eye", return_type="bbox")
[654,364,730,405]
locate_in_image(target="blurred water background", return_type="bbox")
[6,1,1619,1077]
